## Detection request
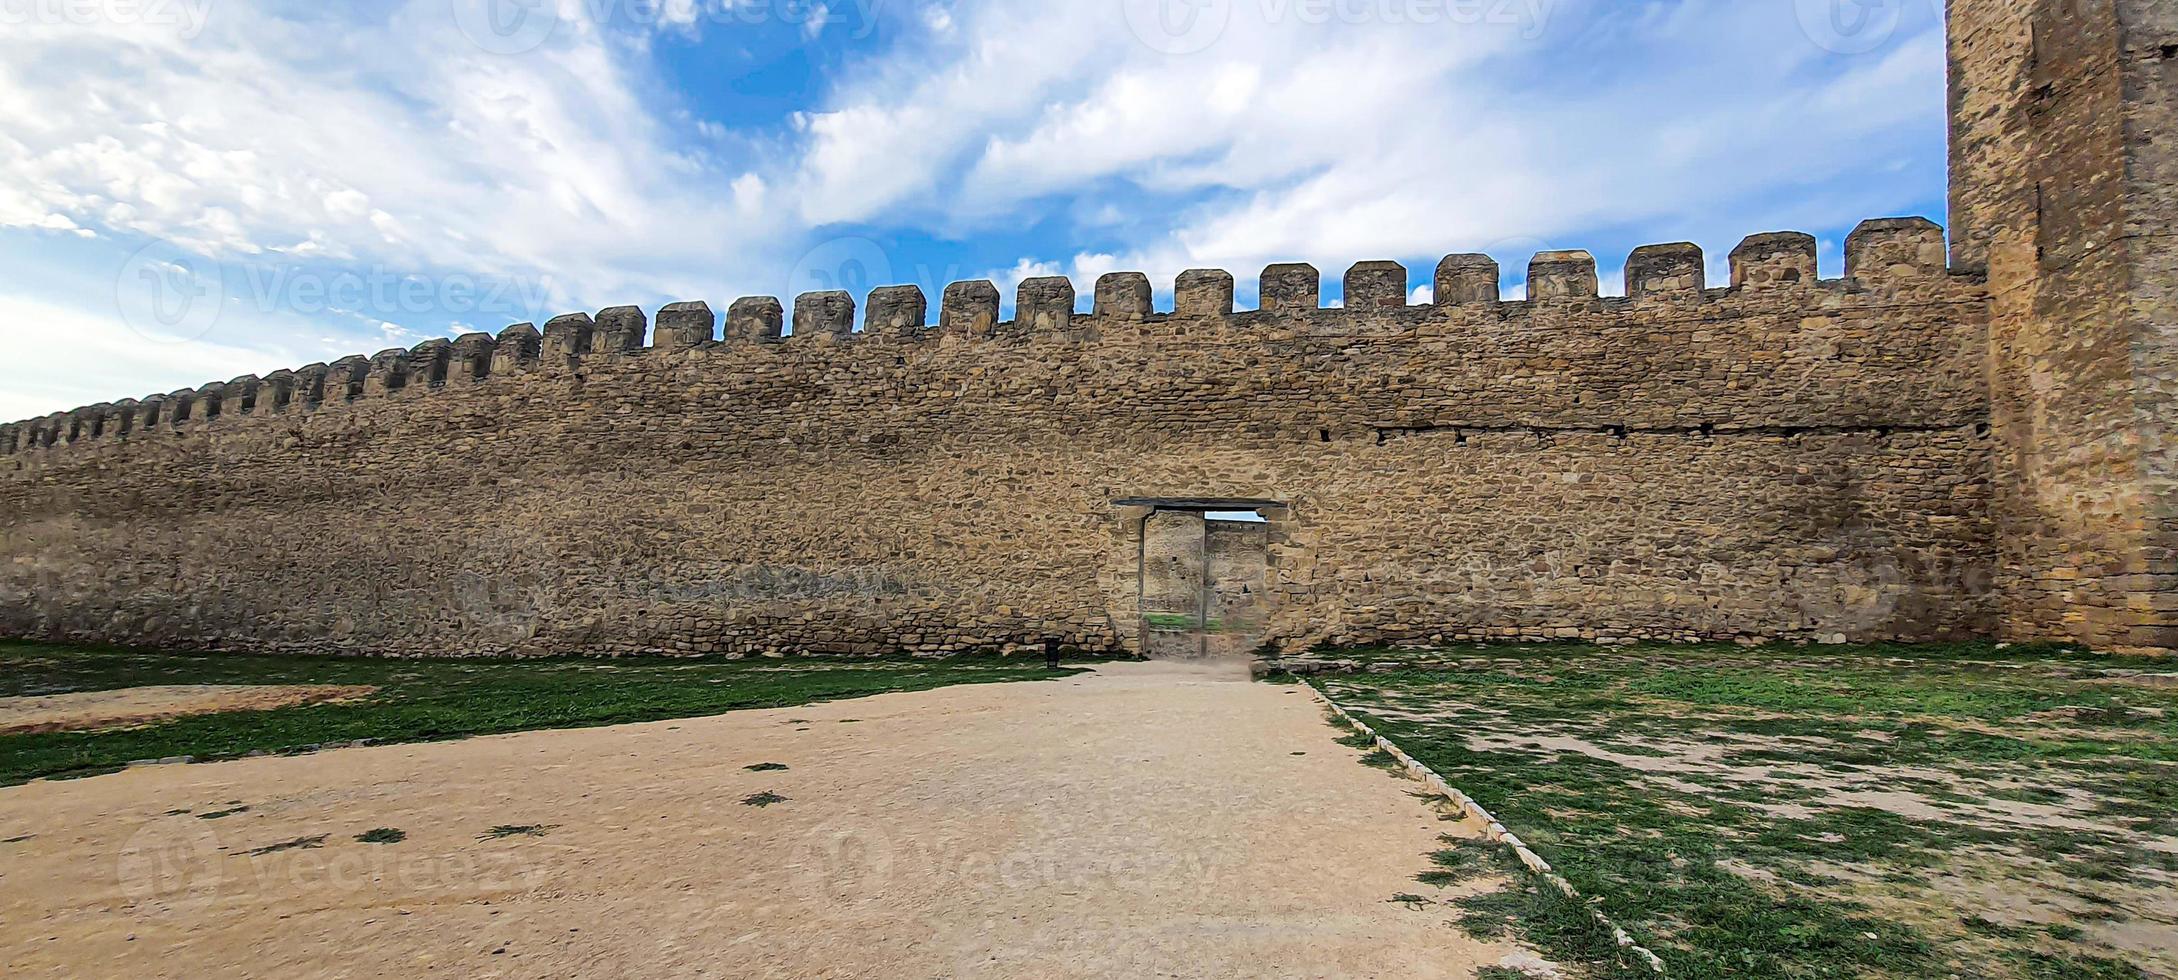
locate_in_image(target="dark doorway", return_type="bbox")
[1121,499,1278,660]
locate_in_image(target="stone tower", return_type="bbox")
[1950,0,2178,654]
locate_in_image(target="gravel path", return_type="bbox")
[0,661,1521,978]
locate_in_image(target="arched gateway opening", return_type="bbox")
[1115,498,1284,660]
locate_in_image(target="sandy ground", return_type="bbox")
[0,685,379,736]
[0,662,1526,978]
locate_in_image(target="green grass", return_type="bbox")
[1308,641,2176,980]
[1143,613,1224,632]
[0,641,1085,785]
[355,827,406,844]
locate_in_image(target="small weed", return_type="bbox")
[355,828,406,844]
[197,805,248,820]
[742,792,789,808]
[1388,892,1434,909]
[246,834,327,856]
[744,762,790,772]
[479,824,554,841]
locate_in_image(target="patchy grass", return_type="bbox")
[355,828,406,844]
[0,641,1086,785]
[741,791,789,808]
[478,824,553,841]
[1309,642,2177,980]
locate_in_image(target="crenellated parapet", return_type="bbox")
[1,218,1971,459]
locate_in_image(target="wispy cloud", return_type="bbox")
[0,0,1947,418]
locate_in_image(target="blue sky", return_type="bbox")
[0,0,1949,421]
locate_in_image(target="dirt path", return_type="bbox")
[0,662,1525,978]
[0,685,378,735]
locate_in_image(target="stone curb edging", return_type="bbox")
[1309,685,1670,976]
[124,739,375,771]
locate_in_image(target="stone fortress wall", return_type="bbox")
[0,225,2007,656]
[0,0,2169,658]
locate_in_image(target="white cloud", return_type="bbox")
[0,293,291,421]
[790,0,1946,291]
[0,0,1950,418]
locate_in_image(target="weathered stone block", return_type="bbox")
[1626,243,1705,300]
[1175,269,1235,316]
[1731,232,1818,289]
[1017,277,1074,335]
[726,297,784,343]
[1435,254,1499,305]
[1528,251,1598,302]
[791,292,854,342]
[657,301,717,349]
[1344,261,1408,310]
[542,313,596,364]
[1260,263,1319,311]
[865,286,928,340]
[491,324,540,375]
[594,306,648,353]
[1094,273,1152,318]
[1846,217,1947,284]
[941,280,1000,337]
